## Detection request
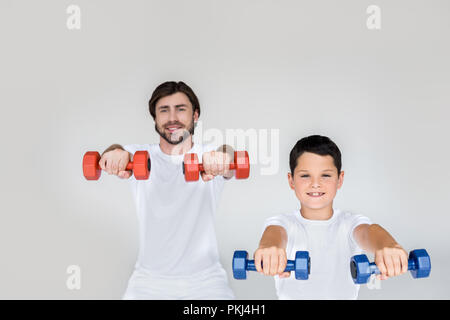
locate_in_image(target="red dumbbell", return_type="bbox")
[82,150,151,180]
[183,151,250,182]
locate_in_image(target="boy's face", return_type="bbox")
[288,152,344,211]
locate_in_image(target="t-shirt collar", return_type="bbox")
[295,208,339,225]
[156,142,198,162]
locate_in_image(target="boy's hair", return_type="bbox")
[148,81,200,120]
[289,135,342,175]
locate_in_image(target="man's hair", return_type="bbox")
[289,135,342,175]
[148,81,201,120]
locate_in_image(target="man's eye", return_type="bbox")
[300,175,309,178]
[323,174,331,177]
[160,109,167,112]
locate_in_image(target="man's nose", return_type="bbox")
[168,108,178,122]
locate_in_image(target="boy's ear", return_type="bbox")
[337,170,345,189]
[287,172,295,190]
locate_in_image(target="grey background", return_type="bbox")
[0,0,449,299]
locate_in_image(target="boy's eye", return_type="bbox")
[299,174,331,178]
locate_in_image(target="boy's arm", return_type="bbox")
[353,224,409,280]
[259,225,288,249]
[254,226,290,277]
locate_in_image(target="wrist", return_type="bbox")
[217,144,234,161]
[374,240,400,252]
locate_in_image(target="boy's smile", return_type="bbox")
[306,192,325,197]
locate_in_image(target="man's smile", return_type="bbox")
[166,125,183,133]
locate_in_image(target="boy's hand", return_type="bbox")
[254,246,291,278]
[374,244,409,280]
[201,150,233,182]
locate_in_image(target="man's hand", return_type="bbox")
[253,246,291,278]
[201,150,233,182]
[99,148,132,179]
[374,244,409,280]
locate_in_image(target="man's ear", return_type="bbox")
[337,170,345,189]
[288,172,295,190]
[194,109,199,122]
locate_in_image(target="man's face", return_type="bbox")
[154,92,199,145]
[288,152,344,211]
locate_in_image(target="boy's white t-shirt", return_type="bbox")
[122,142,229,280]
[263,209,371,300]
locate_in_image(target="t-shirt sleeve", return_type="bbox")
[348,213,372,251]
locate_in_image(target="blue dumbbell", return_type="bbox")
[350,248,431,284]
[232,250,311,280]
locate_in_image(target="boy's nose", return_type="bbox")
[311,180,321,188]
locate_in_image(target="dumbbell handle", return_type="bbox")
[246,259,296,273]
[197,162,240,172]
[123,162,134,171]
[108,158,150,172]
[367,259,418,275]
[99,161,134,173]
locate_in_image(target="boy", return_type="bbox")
[254,135,409,299]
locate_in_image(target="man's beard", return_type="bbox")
[155,117,195,145]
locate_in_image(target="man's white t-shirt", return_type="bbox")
[263,209,371,300]
[122,142,234,299]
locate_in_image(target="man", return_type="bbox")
[99,81,235,299]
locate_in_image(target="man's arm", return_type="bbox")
[101,144,124,156]
[353,224,409,279]
[101,144,132,160]
[217,144,234,179]
[201,144,235,182]
[98,144,133,178]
